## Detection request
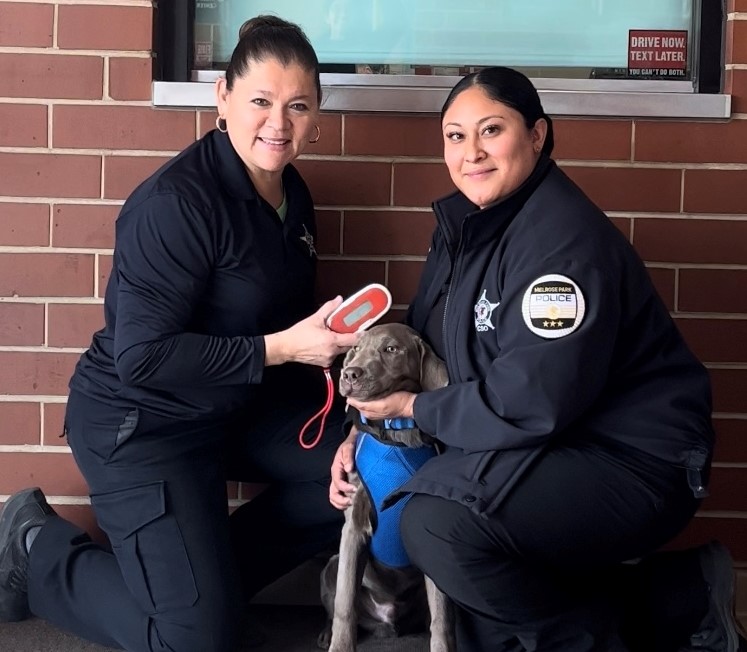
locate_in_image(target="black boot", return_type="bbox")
[0,487,55,622]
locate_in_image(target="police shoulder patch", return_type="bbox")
[521,274,585,339]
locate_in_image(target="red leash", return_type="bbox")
[298,284,392,450]
[298,367,335,449]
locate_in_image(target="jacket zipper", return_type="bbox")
[442,221,467,382]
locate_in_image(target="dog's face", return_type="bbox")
[339,323,447,401]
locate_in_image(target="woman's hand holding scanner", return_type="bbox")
[346,391,417,421]
[329,426,358,510]
[264,296,358,367]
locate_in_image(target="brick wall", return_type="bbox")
[0,0,745,612]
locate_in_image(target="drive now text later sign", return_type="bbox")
[628,29,688,70]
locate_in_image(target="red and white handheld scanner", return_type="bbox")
[299,284,392,449]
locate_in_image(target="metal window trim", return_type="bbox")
[152,80,731,119]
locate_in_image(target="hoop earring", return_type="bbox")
[216,116,227,133]
[308,125,321,143]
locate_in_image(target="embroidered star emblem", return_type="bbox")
[474,289,500,331]
[300,224,316,256]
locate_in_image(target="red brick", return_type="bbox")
[563,166,681,213]
[392,163,454,207]
[57,5,152,51]
[316,210,342,255]
[98,255,113,298]
[0,153,101,199]
[679,269,747,313]
[727,19,747,65]
[713,418,747,464]
[0,53,103,100]
[0,203,49,246]
[0,303,44,346]
[345,115,442,157]
[48,304,104,348]
[645,267,675,311]
[553,120,632,161]
[0,351,79,395]
[52,204,119,249]
[667,516,747,563]
[295,160,391,206]
[344,211,434,255]
[710,368,747,413]
[54,106,195,151]
[636,120,747,164]
[703,467,747,511]
[0,253,94,298]
[0,451,86,495]
[315,260,386,303]
[634,218,747,264]
[675,318,747,364]
[389,260,426,305]
[684,169,747,214]
[728,0,747,11]
[0,3,53,47]
[0,403,40,445]
[198,111,218,138]
[306,114,343,156]
[43,402,67,446]
[725,69,747,114]
[109,57,153,101]
[103,156,171,200]
[0,104,47,147]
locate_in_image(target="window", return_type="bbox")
[154,0,728,118]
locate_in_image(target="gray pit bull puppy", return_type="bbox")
[317,323,455,652]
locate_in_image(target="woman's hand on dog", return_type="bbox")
[346,391,416,421]
[330,427,359,510]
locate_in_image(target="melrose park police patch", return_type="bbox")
[521,274,586,339]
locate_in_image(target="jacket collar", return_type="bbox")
[432,155,554,256]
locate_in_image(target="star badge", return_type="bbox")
[300,224,316,257]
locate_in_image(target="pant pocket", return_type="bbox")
[91,481,199,614]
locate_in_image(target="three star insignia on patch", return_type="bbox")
[521,274,585,339]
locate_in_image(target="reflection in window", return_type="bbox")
[193,0,695,81]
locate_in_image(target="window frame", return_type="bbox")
[152,0,730,119]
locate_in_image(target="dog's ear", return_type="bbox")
[419,338,449,391]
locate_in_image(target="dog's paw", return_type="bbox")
[429,636,456,652]
[327,632,357,652]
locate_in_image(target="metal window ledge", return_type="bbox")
[152,81,731,119]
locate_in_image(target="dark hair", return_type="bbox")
[441,67,554,157]
[225,15,321,104]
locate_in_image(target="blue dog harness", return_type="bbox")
[354,425,437,568]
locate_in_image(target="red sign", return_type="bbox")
[628,30,688,70]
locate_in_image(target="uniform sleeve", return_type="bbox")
[113,193,266,389]
[413,260,619,453]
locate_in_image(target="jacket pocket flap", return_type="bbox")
[91,481,166,540]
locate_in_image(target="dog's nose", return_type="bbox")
[342,367,363,384]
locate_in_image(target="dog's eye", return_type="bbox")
[385,345,399,354]
[352,345,360,352]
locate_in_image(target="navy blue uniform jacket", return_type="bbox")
[70,129,319,421]
[395,157,714,517]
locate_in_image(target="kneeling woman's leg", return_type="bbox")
[401,441,699,652]
[28,392,242,652]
